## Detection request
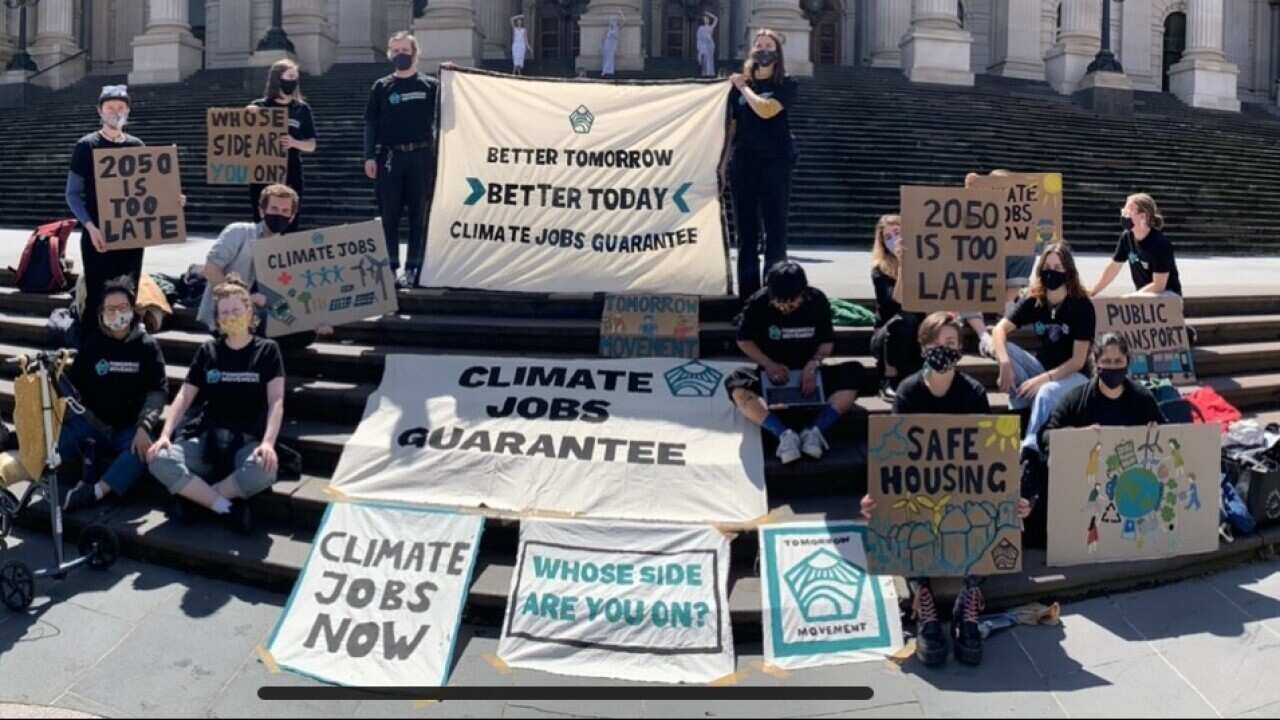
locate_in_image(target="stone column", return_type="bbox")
[900,0,973,86]
[478,0,514,61]
[281,0,337,74]
[1169,0,1240,111]
[870,0,912,68]
[413,0,482,71]
[29,0,83,89]
[1272,0,1280,103]
[989,0,1044,80]
[747,0,813,78]
[209,0,256,69]
[0,4,15,68]
[1044,0,1097,94]
[129,0,206,85]
[578,0,644,75]
[1119,0,1153,90]
[336,0,382,63]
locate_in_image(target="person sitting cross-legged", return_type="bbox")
[724,261,864,463]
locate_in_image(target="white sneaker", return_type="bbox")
[801,427,829,459]
[776,430,802,464]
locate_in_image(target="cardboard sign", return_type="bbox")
[497,518,734,684]
[1093,296,1196,385]
[265,502,484,687]
[969,172,1064,257]
[599,294,699,359]
[866,414,1023,577]
[424,68,731,295]
[252,220,398,337]
[899,186,1008,313]
[206,106,289,185]
[330,354,768,524]
[759,523,904,670]
[92,145,186,251]
[1046,424,1220,566]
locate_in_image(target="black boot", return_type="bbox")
[952,583,985,666]
[912,582,948,667]
[226,500,254,536]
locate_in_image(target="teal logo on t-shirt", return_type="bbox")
[768,326,783,341]
[95,359,111,376]
[207,369,223,385]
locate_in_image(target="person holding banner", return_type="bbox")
[59,277,168,513]
[1090,193,1183,299]
[726,29,797,299]
[197,185,330,351]
[1022,334,1167,543]
[697,12,719,78]
[364,31,438,289]
[725,261,863,464]
[511,15,530,74]
[248,59,317,233]
[992,243,1096,456]
[861,312,1031,667]
[148,276,285,534]
[868,213,922,401]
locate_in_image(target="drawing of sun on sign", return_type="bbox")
[1047,423,1220,566]
[867,415,1023,577]
[783,549,868,624]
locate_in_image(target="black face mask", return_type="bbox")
[279,79,298,95]
[1120,215,1134,231]
[1040,268,1068,291]
[1099,368,1128,390]
[752,50,779,67]
[392,54,414,71]
[264,214,292,235]
[923,346,962,374]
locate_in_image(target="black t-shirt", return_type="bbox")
[181,337,285,440]
[69,325,167,432]
[728,77,797,161]
[1038,378,1166,455]
[250,98,317,187]
[871,267,901,327]
[1007,295,1096,377]
[893,370,991,415]
[69,131,145,225]
[1112,229,1181,296]
[737,287,834,370]
[364,74,437,156]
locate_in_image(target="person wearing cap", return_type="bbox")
[364,31,439,289]
[61,276,169,512]
[725,261,864,463]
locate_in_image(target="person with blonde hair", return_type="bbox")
[248,59,317,232]
[867,213,921,400]
[1091,192,1183,298]
[148,275,286,534]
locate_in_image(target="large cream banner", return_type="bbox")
[329,354,767,524]
[497,519,734,684]
[423,68,731,294]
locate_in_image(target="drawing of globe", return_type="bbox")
[1115,467,1163,519]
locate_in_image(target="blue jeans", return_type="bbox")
[57,413,146,496]
[1004,342,1088,452]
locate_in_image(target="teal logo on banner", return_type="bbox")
[762,524,892,659]
[569,105,595,134]
[664,361,722,398]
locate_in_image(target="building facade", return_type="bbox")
[0,1,1276,111]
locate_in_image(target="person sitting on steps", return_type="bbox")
[724,261,864,464]
[868,213,922,401]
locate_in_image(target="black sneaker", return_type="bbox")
[63,482,98,513]
[878,379,897,404]
[394,272,409,290]
[952,584,986,666]
[227,500,254,536]
[168,496,196,525]
[912,583,948,667]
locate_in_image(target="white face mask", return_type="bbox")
[103,111,129,130]
[103,310,133,332]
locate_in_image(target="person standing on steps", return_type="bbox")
[65,85,185,321]
[861,312,1033,668]
[697,12,718,78]
[1090,193,1183,299]
[725,29,797,299]
[601,11,623,78]
[248,59,316,234]
[364,31,439,289]
[724,261,864,465]
[511,15,531,75]
[868,213,923,401]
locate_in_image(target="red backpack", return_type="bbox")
[12,219,76,293]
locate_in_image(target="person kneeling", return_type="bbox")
[147,276,286,534]
[861,312,1030,667]
[62,277,168,512]
[725,261,863,464]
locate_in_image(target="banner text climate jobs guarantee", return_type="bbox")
[450,145,702,256]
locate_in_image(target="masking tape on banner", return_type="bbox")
[709,669,752,687]
[321,485,352,503]
[714,508,788,537]
[413,700,441,709]
[482,653,513,675]
[754,661,790,680]
[887,641,916,670]
[256,645,281,674]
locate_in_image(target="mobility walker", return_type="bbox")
[0,350,119,612]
